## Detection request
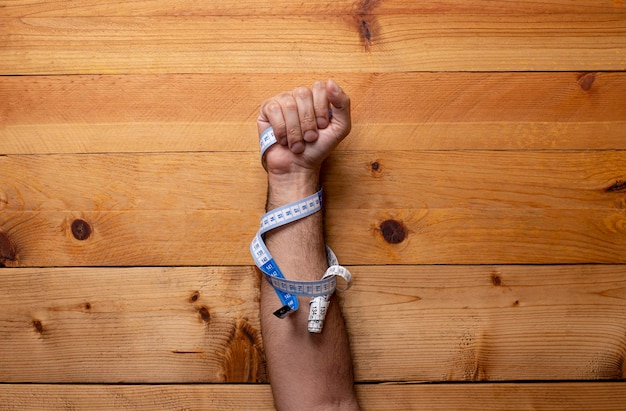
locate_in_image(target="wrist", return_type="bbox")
[267,170,320,210]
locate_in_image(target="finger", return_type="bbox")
[258,98,287,145]
[293,86,318,145]
[312,80,330,129]
[279,93,305,153]
[326,79,351,139]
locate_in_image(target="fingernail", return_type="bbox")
[304,130,317,142]
[279,137,287,146]
[316,117,328,128]
[291,141,305,153]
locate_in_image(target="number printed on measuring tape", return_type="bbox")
[260,127,277,158]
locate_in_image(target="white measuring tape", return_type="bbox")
[251,126,352,333]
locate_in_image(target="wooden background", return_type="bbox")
[1,1,626,409]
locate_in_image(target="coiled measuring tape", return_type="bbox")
[251,126,352,333]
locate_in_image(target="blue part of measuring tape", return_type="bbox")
[250,233,297,312]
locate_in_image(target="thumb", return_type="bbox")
[325,79,351,139]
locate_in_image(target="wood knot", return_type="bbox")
[189,291,200,303]
[354,0,380,51]
[32,319,44,334]
[0,230,17,267]
[605,180,626,193]
[71,219,92,241]
[198,306,211,323]
[222,318,266,382]
[578,72,596,91]
[491,274,502,286]
[379,219,407,244]
[360,18,371,41]
[368,159,384,178]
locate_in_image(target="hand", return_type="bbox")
[257,80,351,178]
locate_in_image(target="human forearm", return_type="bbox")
[262,172,358,410]
[254,80,359,410]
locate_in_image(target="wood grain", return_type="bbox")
[3,207,625,266]
[346,265,626,382]
[1,265,624,383]
[2,150,625,265]
[0,210,258,267]
[2,13,624,74]
[2,0,625,405]
[1,382,626,411]
[2,73,625,154]
[3,0,625,17]
[0,267,266,383]
[3,151,625,211]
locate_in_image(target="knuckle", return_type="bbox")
[300,114,316,127]
[314,103,329,116]
[264,101,282,114]
[294,86,312,100]
[282,97,298,111]
[287,126,302,138]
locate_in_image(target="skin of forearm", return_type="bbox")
[261,172,359,411]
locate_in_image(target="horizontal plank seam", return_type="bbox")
[3,264,626,270]
[3,149,626,157]
[1,381,626,387]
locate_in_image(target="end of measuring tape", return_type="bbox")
[307,261,352,333]
[308,295,330,333]
[273,305,293,319]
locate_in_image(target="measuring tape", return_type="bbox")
[251,126,352,333]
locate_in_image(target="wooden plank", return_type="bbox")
[4,121,626,154]
[1,266,625,382]
[3,151,625,212]
[2,13,624,74]
[2,150,625,266]
[2,0,625,17]
[3,207,625,266]
[332,209,626,265]
[323,150,626,210]
[1,382,626,411]
[361,383,626,411]
[0,384,275,411]
[0,267,266,383]
[2,72,626,154]
[346,265,626,381]
[0,153,265,211]
[0,210,258,267]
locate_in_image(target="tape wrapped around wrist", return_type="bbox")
[251,126,352,333]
